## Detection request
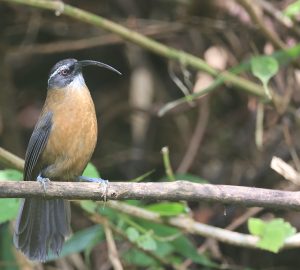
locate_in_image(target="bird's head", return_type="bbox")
[47,58,121,90]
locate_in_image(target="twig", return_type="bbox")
[282,120,300,172]
[176,97,209,173]
[1,0,266,98]
[9,21,183,56]
[105,201,300,250]
[87,211,178,269]
[103,220,124,270]
[0,147,24,171]
[2,180,300,210]
[2,148,300,251]
[161,146,175,181]
[235,0,286,49]
[256,0,300,37]
[271,156,300,186]
[2,148,300,210]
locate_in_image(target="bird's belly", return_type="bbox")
[41,108,97,181]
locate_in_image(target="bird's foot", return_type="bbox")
[37,174,50,192]
[77,176,109,201]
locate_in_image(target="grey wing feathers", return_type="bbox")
[24,111,53,181]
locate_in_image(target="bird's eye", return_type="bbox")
[60,68,70,76]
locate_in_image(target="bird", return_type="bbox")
[14,58,121,262]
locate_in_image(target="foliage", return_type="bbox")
[0,169,22,223]
[248,218,296,253]
[284,0,300,18]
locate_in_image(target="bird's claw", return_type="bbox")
[77,176,109,201]
[37,175,50,192]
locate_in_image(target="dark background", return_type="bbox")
[1,0,300,269]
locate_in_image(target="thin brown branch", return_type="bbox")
[235,0,286,49]
[105,201,300,250]
[1,147,300,211]
[0,147,24,171]
[256,0,300,37]
[176,97,210,173]
[2,180,300,211]
[103,220,124,270]
[88,211,178,269]
[9,21,183,56]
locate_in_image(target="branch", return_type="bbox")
[1,0,266,98]
[2,181,300,211]
[0,147,24,171]
[2,148,300,250]
[235,0,286,49]
[103,220,124,270]
[105,201,300,250]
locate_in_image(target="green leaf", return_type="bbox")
[46,225,104,261]
[171,235,217,267]
[248,218,266,236]
[82,163,100,178]
[145,202,187,216]
[123,248,158,267]
[251,56,279,85]
[126,227,140,242]
[284,0,300,18]
[136,233,157,251]
[0,169,23,181]
[0,170,23,223]
[80,200,98,214]
[0,198,20,223]
[248,218,296,253]
[174,173,208,183]
[138,221,217,267]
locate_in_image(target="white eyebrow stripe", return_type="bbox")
[48,64,69,84]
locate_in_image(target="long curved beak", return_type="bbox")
[77,60,121,75]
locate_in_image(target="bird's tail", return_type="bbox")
[14,198,71,262]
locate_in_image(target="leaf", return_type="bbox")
[123,248,158,267]
[82,163,100,178]
[46,225,104,261]
[0,169,23,181]
[145,202,187,216]
[251,56,279,85]
[284,0,300,18]
[248,218,296,253]
[248,218,265,236]
[136,233,157,251]
[80,200,98,214]
[126,227,140,242]
[138,221,217,267]
[171,235,217,267]
[0,170,23,223]
[0,198,20,223]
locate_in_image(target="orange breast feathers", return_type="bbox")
[40,84,98,180]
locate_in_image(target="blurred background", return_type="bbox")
[1,0,300,269]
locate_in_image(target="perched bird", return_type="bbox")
[14,58,120,261]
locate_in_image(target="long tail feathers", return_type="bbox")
[14,198,71,262]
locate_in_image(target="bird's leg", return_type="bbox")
[37,174,50,192]
[77,176,109,201]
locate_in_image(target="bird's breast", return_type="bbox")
[41,86,98,180]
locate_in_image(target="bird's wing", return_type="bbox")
[24,111,53,181]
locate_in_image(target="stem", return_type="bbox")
[255,102,264,150]
[161,146,176,181]
[2,0,265,98]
